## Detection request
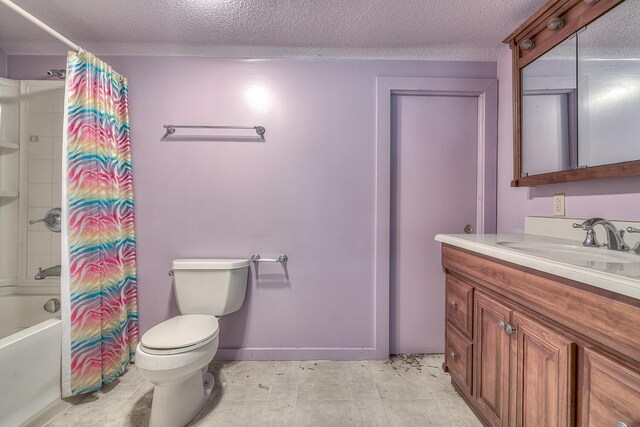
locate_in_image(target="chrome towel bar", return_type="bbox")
[163,124,265,140]
[251,254,288,263]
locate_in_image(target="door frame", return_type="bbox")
[374,77,498,358]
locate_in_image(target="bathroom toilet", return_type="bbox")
[136,259,249,427]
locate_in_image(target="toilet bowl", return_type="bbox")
[136,259,249,427]
[136,315,219,427]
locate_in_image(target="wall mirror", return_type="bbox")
[521,34,577,176]
[577,0,640,169]
[506,0,640,186]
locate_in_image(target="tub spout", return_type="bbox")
[35,265,61,280]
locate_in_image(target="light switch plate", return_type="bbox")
[553,193,565,216]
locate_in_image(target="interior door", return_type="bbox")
[390,94,478,354]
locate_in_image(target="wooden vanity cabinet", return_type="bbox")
[441,244,640,426]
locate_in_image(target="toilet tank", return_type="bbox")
[172,259,249,316]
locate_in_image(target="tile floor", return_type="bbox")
[44,354,480,426]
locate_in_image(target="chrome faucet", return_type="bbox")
[572,218,630,251]
[35,265,61,280]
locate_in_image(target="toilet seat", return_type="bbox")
[140,335,217,355]
[140,314,219,355]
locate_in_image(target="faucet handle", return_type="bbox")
[573,221,600,246]
[582,228,601,247]
[628,228,640,255]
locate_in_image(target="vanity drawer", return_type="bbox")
[446,275,474,337]
[581,349,640,426]
[446,322,473,393]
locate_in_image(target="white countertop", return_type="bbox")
[435,233,640,300]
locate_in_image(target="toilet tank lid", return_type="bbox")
[172,258,249,270]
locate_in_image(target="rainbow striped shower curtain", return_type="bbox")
[61,51,138,397]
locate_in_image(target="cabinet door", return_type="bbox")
[581,349,640,426]
[511,312,575,427]
[475,292,512,427]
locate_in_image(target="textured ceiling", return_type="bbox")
[0,0,547,60]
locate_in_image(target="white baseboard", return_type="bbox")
[215,347,380,361]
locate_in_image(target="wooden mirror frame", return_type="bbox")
[504,0,640,187]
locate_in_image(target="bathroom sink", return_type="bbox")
[497,241,640,265]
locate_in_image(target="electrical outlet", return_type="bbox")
[553,193,565,216]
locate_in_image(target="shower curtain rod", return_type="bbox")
[0,0,81,52]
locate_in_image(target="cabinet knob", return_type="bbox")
[499,321,506,330]
[616,422,628,427]
[449,300,458,309]
[505,324,516,335]
[450,352,457,360]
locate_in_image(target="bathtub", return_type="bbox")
[0,285,62,427]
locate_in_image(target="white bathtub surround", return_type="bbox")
[0,77,65,427]
[0,79,63,286]
[43,354,479,426]
[435,217,640,300]
[21,81,65,280]
[0,77,20,285]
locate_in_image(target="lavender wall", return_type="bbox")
[8,56,66,80]
[0,46,7,78]
[496,46,640,233]
[9,55,496,359]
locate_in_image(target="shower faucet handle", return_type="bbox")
[28,208,61,232]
